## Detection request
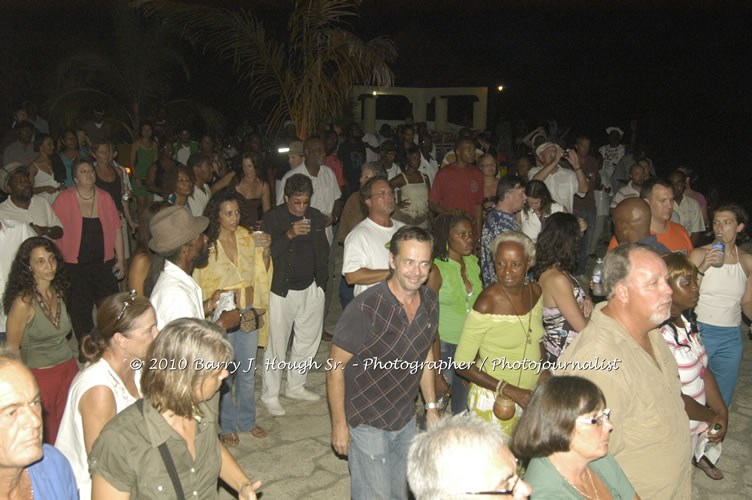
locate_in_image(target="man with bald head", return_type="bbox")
[277,137,343,243]
[612,198,671,254]
[607,178,693,254]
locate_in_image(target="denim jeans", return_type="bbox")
[339,275,355,310]
[220,329,259,435]
[575,209,597,275]
[348,417,416,500]
[698,322,743,407]
[440,340,469,414]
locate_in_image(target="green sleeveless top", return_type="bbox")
[21,297,74,369]
[433,255,483,344]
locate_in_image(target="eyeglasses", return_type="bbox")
[116,290,137,321]
[464,475,519,496]
[576,408,611,426]
[464,459,520,495]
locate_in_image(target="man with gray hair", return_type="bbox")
[480,174,526,287]
[0,347,78,498]
[558,243,691,499]
[407,414,531,499]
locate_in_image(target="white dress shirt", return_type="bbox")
[150,260,204,329]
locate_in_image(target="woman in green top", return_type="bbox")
[4,236,77,444]
[90,318,262,500]
[426,213,482,414]
[455,231,545,440]
[512,376,639,500]
[129,122,157,216]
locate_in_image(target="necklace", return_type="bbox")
[552,461,599,500]
[499,283,533,344]
[75,186,95,200]
[77,188,97,217]
[35,289,61,329]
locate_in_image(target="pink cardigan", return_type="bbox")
[52,187,121,264]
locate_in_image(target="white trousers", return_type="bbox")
[261,282,325,399]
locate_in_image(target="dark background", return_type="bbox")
[1,1,750,201]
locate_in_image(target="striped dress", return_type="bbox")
[659,315,708,433]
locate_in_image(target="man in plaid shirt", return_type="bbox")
[327,226,440,500]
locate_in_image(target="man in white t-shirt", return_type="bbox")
[598,126,626,193]
[343,177,405,297]
[527,142,588,213]
[186,152,234,217]
[187,153,213,217]
[362,123,393,164]
[610,160,648,213]
[418,133,438,185]
[0,162,62,238]
[669,169,705,245]
[277,138,342,244]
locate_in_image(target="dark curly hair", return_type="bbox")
[532,212,581,280]
[433,212,473,261]
[204,188,241,258]
[3,237,71,314]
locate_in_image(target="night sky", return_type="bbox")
[2,1,750,199]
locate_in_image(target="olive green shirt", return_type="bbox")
[22,299,74,369]
[89,398,221,499]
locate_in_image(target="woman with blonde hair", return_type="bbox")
[90,318,262,499]
[56,291,159,500]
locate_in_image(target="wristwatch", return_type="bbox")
[425,402,439,410]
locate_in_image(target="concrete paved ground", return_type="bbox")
[221,331,752,499]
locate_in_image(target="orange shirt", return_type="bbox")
[607,221,693,254]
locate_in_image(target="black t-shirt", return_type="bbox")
[287,214,316,290]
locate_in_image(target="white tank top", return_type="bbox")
[32,163,61,205]
[696,245,748,327]
[55,358,140,500]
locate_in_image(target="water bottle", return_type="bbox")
[591,258,605,297]
[711,235,725,268]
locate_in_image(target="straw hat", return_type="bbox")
[0,162,28,192]
[149,206,209,254]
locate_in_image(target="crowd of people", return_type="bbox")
[0,103,749,500]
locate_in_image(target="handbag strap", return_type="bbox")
[136,400,187,500]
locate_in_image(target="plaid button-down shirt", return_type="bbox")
[333,280,438,431]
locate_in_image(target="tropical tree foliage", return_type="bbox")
[146,0,397,138]
[48,6,190,140]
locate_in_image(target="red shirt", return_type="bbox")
[429,162,484,226]
[325,154,345,188]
